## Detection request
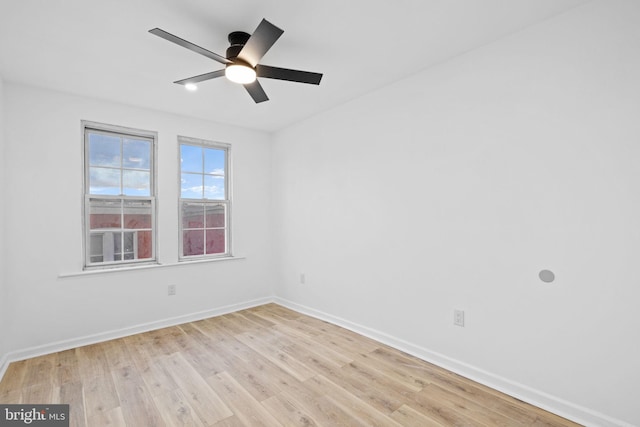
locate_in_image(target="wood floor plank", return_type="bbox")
[235,309,276,328]
[271,322,354,366]
[305,374,405,427]
[261,393,323,427]
[421,382,521,426]
[76,343,111,380]
[87,406,126,427]
[246,368,330,423]
[354,350,428,391]
[122,335,180,397]
[192,320,260,365]
[0,359,27,402]
[0,387,21,404]
[145,327,183,356]
[347,357,423,393]
[102,339,135,371]
[389,404,445,427]
[159,352,233,425]
[55,349,82,387]
[213,313,260,336]
[255,304,302,321]
[152,389,206,427]
[83,373,120,420]
[234,331,316,382]
[404,384,493,426]
[174,323,226,378]
[295,315,381,353]
[23,354,55,387]
[21,382,54,404]
[110,364,166,426]
[207,371,283,427]
[259,328,347,380]
[293,347,405,415]
[215,352,283,402]
[279,388,371,427]
[211,415,248,427]
[0,304,582,427]
[58,380,87,427]
[278,320,366,361]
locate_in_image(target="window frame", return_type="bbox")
[178,135,232,261]
[82,121,158,270]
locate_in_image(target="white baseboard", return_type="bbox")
[273,297,633,427]
[0,296,273,382]
[0,353,8,385]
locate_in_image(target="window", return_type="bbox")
[179,136,230,259]
[83,122,156,268]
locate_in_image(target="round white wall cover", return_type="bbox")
[539,270,555,283]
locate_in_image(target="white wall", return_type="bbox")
[272,1,640,426]
[0,75,6,364]
[2,83,274,356]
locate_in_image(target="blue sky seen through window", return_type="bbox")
[180,144,225,200]
[88,133,151,196]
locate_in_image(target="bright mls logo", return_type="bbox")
[0,405,69,426]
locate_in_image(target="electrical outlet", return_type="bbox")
[300,273,306,284]
[168,284,176,296]
[454,309,465,327]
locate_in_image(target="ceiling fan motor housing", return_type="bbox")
[226,31,251,60]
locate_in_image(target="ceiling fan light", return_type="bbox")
[225,64,257,84]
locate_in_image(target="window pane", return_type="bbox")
[123,170,150,196]
[204,175,225,200]
[90,167,121,195]
[103,231,115,261]
[205,204,225,228]
[183,230,204,256]
[181,173,203,199]
[113,232,122,260]
[206,229,225,254]
[204,148,225,176]
[124,200,152,229]
[89,133,121,167]
[180,145,202,173]
[123,232,135,255]
[182,202,204,228]
[137,230,153,259]
[123,138,151,169]
[89,234,103,258]
[89,199,121,229]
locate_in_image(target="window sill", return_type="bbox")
[58,256,246,278]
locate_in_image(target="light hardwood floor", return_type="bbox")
[0,304,581,426]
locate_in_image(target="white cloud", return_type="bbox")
[184,185,223,195]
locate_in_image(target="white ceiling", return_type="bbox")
[0,0,588,132]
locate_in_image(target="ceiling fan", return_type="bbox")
[149,19,323,103]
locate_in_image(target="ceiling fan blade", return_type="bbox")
[256,65,323,85]
[149,28,231,65]
[173,70,225,85]
[244,80,269,103]
[237,19,284,67]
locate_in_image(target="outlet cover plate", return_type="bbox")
[454,309,465,327]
